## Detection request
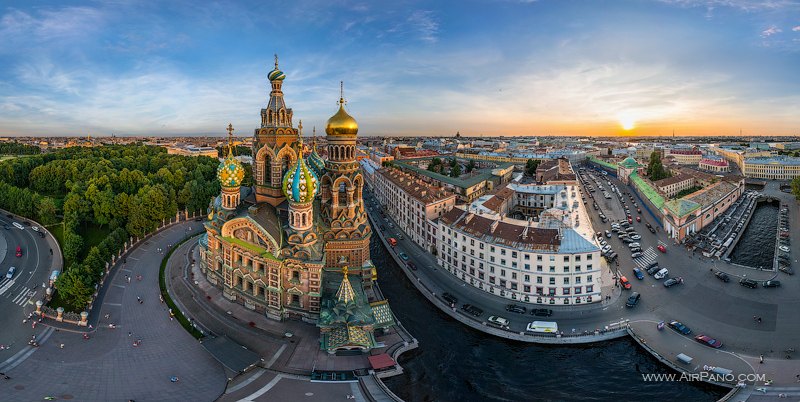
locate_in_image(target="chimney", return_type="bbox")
[490,220,499,233]
[465,213,474,223]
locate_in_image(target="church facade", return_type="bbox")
[198,58,394,353]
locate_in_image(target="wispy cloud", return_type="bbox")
[0,6,106,50]
[407,10,440,43]
[793,25,800,31]
[658,0,797,12]
[761,25,783,37]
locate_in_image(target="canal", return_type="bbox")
[371,239,725,401]
[729,201,779,269]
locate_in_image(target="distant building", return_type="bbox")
[666,148,702,165]
[370,150,394,166]
[167,145,218,158]
[653,174,696,198]
[742,156,800,180]
[392,158,513,204]
[698,156,730,173]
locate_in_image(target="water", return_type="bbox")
[372,239,725,402]
[729,201,779,269]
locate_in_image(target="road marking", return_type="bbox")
[0,327,53,372]
[265,343,286,368]
[12,286,29,304]
[241,374,284,401]
[104,302,122,306]
[0,278,15,296]
[112,284,126,289]
[225,368,266,394]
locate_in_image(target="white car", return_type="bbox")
[602,245,612,253]
[600,240,607,247]
[487,315,510,328]
[779,245,790,253]
[628,242,640,248]
[654,268,669,280]
[630,234,642,240]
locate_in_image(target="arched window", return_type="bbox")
[339,182,347,207]
[292,271,300,280]
[301,213,306,226]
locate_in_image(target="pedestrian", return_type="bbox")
[758,317,762,323]
[127,276,131,283]
[760,354,764,364]
[105,313,110,320]
[159,294,164,304]
[128,331,132,337]
[1,373,10,380]
[59,343,64,349]
[753,315,758,322]
[124,274,129,282]
[137,296,141,303]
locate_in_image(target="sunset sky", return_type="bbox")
[1,0,799,137]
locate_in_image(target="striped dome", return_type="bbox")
[268,67,285,81]
[282,157,318,204]
[309,147,326,175]
[217,150,245,188]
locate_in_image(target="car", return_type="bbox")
[596,231,603,239]
[668,321,692,335]
[648,226,656,233]
[622,237,634,244]
[506,304,527,314]
[599,240,607,247]
[625,292,641,307]
[763,280,781,288]
[629,247,642,253]
[487,315,510,328]
[654,268,669,279]
[631,252,643,258]
[619,276,632,289]
[779,245,790,253]
[3,225,8,230]
[630,234,642,240]
[637,208,642,213]
[531,308,553,317]
[31,226,39,232]
[663,277,683,287]
[15,246,22,257]
[605,230,612,238]
[6,266,16,279]
[380,225,386,231]
[398,252,409,261]
[779,265,795,275]
[636,216,641,222]
[657,244,666,253]
[406,261,417,271]
[739,278,758,288]
[442,292,458,306]
[461,304,484,317]
[602,245,612,253]
[714,271,730,282]
[632,267,644,280]
[628,242,640,248]
[646,261,659,269]
[627,217,633,224]
[694,335,723,349]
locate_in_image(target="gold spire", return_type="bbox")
[226,123,235,156]
[335,266,355,304]
[325,81,358,136]
[274,53,279,69]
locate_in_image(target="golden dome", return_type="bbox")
[325,101,358,136]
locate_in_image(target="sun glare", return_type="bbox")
[619,116,636,131]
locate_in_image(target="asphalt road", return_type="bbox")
[365,170,800,358]
[0,212,59,363]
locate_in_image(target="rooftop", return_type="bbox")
[377,168,455,204]
[685,181,738,210]
[440,208,562,251]
[744,156,800,166]
[393,159,512,188]
[653,173,693,188]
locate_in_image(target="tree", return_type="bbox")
[449,158,457,168]
[526,159,540,176]
[36,197,58,225]
[450,163,462,178]
[466,159,476,173]
[791,176,800,200]
[55,264,95,309]
[62,230,84,265]
[646,151,670,181]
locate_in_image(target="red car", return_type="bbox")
[694,334,723,348]
[619,276,632,290]
[636,216,641,222]
[657,244,666,253]
[627,217,633,224]
[15,246,22,257]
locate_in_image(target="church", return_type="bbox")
[198,57,395,354]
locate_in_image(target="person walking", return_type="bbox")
[760,354,764,364]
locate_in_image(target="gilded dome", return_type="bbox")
[282,157,318,204]
[325,102,358,136]
[217,149,245,188]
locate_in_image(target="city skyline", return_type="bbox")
[1,0,799,137]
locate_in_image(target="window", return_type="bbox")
[512,262,518,268]
[576,277,582,284]
[586,285,594,293]
[549,278,555,285]
[480,243,485,250]
[587,264,593,270]
[563,288,570,295]
[587,254,593,260]
[511,251,517,258]
[511,272,517,280]
[536,265,543,272]
[490,267,495,273]
[524,264,530,270]
[490,246,496,252]
[587,275,593,282]
[500,269,507,276]
[524,254,530,261]
[479,253,484,259]
[536,276,542,284]
[501,259,506,266]
[524,285,531,293]
[549,256,555,261]
[470,239,475,246]
[524,274,530,282]
[563,266,570,273]
[537,255,543,261]
[490,256,495,262]
[575,265,581,272]
[563,277,570,284]
[575,255,581,262]
[501,249,506,256]
[563,256,570,262]
[549,266,555,273]
[574,286,582,294]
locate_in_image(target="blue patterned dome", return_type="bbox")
[282,157,318,204]
[217,149,245,188]
[309,146,326,175]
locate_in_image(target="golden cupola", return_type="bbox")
[325,81,358,136]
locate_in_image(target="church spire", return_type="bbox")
[335,266,355,304]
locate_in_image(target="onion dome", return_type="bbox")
[268,54,285,81]
[217,148,245,188]
[308,127,326,174]
[325,82,358,136]
[282,155,319,204]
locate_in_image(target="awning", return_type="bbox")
[368,353,396,370]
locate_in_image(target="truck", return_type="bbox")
[526,321,558,334]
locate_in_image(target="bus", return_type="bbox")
[12,222,24,230]
[526,321,558,334]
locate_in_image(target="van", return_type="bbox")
[487,315,510,329]
[526,321,558,333]
[12,222,24,230]
[654,268,669,280]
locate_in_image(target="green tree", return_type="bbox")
[791,176,800,200]
[55,264,94,308]
[450,163,462,178]
[36,197,58,225]
[526,159,540,176]
[466,159,476,173]
[62,230,84,265]
[647,151,671,181]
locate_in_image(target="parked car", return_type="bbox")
[763,280,781,288]
[398,252,409,261]
[628,242,640,249]
[487,315,510,329]
[531,308,553,317]
[779,265,794,275]
[631,252,643,258]
[779,245,790,253]
[633,267,644,280]
[605,230,612,238]
[506,304,527,314]
[668,321,692,335]
[625,292,641,307]
[663,277,683,287]
[630,234,642,240]
[461,304,483,317]
[654,268,669,280]
[442,292,458,306]
[619,276,632,290]
[714,271,730,282]
[739,278,758,289]
[629,247,642,253]
[636,216,641,222]
[406,261,417,271]
[694,334,723,349]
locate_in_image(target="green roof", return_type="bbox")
[222,236,281,261]
[587,155,618,170]
[620,157,641,168]
[629,173,665,209]
[664,199,702,218]
[392,159,512,188]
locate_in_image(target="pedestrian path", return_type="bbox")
[0,277,15,296]
[0,279,37,306]
[633,247,658,269]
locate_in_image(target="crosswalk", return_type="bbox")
[0,277,37,306]
[633,247,659,269]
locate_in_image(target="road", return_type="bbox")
[0,212,60,365]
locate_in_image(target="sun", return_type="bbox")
[619,116,636,131]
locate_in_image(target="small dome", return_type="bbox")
[282,157,318,204]
[217,149,245,188]
[268,67,285,81]
[309,147,326,174]
[325,101,358,136]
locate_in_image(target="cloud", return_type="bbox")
[0,6,106,49]
[658,0,797,12]
[793,25,800,31]
[407,10,439,43]
[761,25,782,37]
